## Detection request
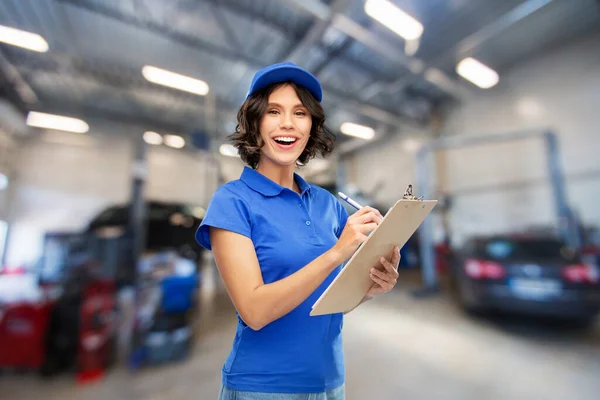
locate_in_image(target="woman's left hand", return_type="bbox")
[367,246,400,296]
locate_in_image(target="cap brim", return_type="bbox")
[249,65,322,102]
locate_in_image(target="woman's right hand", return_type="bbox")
[331,206,384,263]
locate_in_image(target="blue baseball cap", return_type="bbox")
[246,62,323,102]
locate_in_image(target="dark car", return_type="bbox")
[86,200,205,263]
[450,234,600,325]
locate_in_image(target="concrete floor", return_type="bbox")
[3,278,600,400]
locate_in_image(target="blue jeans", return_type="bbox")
[218,383,345,400]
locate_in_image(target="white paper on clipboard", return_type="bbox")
[310,197,437,316]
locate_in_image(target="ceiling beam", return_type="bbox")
[0,49,38,115]
[37,97,196,135]
[282,0,351,75]
[3,49,237,138]
[209,1,245,54]
[435,0,555,67]
[7,49,238,113]
[209,0,396,81]
[282,0,343,67]
[57,0,265,66]
[57,0,416,129]
[364,0,555,100]
[279,0,465,96]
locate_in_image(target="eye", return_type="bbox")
[268,109,280,115]
[295,110,307,116]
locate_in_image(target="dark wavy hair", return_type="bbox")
[228,81,336,169]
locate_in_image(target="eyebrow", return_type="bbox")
[268,102,306,109]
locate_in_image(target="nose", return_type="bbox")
[280,112,293,130]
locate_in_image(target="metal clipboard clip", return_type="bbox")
[402,184,424,201]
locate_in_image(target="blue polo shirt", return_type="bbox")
[195,166,349,393]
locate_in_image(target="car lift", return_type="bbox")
[413,129,580,297]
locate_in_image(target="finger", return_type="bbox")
[368,283,382,294]
[369,207,384,222]
[379,256,399,277]
[356,206,380,217]
[355,211,382,225]
[391,246,401,267]
[358,222,378,234]
[368,283,384,295]
[370,270,394,290]
[371,267,397,285]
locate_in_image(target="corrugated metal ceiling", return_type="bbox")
[0,0,597,147]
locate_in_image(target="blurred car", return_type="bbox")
[450,234,600,325]
[86,200,205,263]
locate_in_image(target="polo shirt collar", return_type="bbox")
[241,166,311,197]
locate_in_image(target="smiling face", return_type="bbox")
[230,81,335,171]
[257,83,312,169]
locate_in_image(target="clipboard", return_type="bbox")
[310,186,437,316]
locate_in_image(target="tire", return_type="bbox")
[39,354,60,378]
[454,272,486,316]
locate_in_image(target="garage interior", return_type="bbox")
[1,0,600,399]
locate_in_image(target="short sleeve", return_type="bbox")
[334,196,349,239]
[195,186,252,251]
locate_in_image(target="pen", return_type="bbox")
[337,192,363,210]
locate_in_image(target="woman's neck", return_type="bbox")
[256,159,299,193]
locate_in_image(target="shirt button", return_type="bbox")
[305,221,311,226]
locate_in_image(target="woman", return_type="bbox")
[195,62,400,400]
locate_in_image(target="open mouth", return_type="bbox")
[273,136,298,149]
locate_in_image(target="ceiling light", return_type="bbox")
[364,0,423,40]
[143,131,163,145]
[142,65,209,96]
[0,173,8,191]
[0,25,49,52]
[219,143,239,157]
[26,111,89,133]
[456,57,499,89]
[164,134,185,149]
[340,122,375,140]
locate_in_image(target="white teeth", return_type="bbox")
[274,137,297,143]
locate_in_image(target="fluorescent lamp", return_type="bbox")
[164,134,185,149]
[26,111,89,133]
[143,131,163,145]
[0,25,49,52]
[364,0,423,40]
[142,65,209,96]
[456,57,499,89]
[219,143,239,157]
[340,122,375,140]
[0,173,8,191]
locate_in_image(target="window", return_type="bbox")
[92,206,129,226]
[477,238,578,262]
